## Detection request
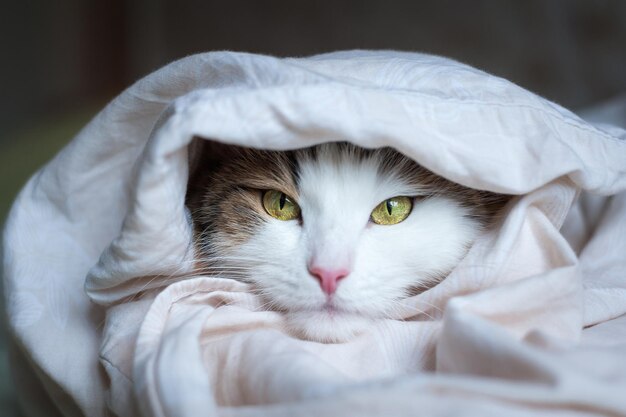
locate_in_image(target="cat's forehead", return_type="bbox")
[295,144,438,199]
[212,143,439,199]
[212,147,299,197]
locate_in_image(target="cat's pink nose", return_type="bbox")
[308,266,350,295]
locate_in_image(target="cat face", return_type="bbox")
[187,143,507,342]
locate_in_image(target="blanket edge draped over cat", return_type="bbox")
[3,50,626,417]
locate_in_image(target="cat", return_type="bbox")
[186,141,509,342]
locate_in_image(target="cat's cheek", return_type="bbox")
[374,198,478,273]
[232,220,329,308]
[336,200,480,314]
[245,220,303,259]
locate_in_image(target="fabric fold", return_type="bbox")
[3,50,626,417]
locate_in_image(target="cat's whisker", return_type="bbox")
[120,268,252,304]
[180,142,510,341]
[131,261,196,295]
[197,256,284,267]
[408,299,444,314]
[381,300,439,322]
[250,291,283,312]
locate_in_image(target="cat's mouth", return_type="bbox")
[281,299,354,317]
[319,300,345,315]
[285,302,374,342]
[306,298,368,318]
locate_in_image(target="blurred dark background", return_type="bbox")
[1,0,625,414]
[3,0,626,144]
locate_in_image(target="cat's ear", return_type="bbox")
[186,137,244,205]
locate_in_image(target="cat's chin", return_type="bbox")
[285,310,374,343]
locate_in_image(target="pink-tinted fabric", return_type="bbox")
[3,51,626,417]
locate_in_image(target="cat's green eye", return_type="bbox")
[263,190,301,221]
[370,196,413,225]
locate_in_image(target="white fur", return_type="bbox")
[229,146,480,342]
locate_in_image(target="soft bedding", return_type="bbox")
[3,50,626,417]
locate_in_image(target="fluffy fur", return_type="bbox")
[187,142,508,342]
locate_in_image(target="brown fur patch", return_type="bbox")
[186,141,510,269]
[186,140,298,263]
[375,147,510,223]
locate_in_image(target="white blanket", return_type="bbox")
[3,50,626,417]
